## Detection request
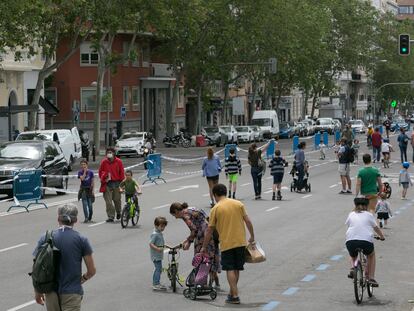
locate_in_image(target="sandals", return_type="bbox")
[347,269,354,279]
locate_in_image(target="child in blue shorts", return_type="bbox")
[269,150,287,200]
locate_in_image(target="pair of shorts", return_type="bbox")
[221,246,246,271]
[206,175,219,182]
[401,182,409,189]
[382,152,389,156]
[338,163,350,176]
[377,212,389,220]
[346,240,374,257]
[273,174,284,184]
[228,173,238,183]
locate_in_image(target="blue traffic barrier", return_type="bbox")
[323,131,329,146]
[314,132,321,150]
[352,128,356,136]
[293,135,299,153]
[335,130,341,143]
[143,153,166,185]
[7,169,47,212]
[379,125,383,135]
[225,144,237,158]
[266,140,276,159]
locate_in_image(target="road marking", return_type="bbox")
[329,184,337,188]
[266,176,273,180]
[301,194,312,199]
[241,183,251,187]
[330,255,343,261]
[316,264,330,271]
[400,206,407,210]
[169,184,199,192]
[313,164,321,167]
[202,193,210,197]
[281,186,288,190]
[301,274,316,282]
[282,287,299,296]
[0,243,28,253]
[88,221,106,227]
[152,204,170,210]
[266,207,280,212]
[264,189,273,194]
[262,301,280,311]
[6,300,36,311]
[395,210,401,215]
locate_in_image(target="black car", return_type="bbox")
[0,141,69,197]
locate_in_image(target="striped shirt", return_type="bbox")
[269,156,286,176]
[225,155,241,175]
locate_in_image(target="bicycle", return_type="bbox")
[352,237,384,304]
[120,193,140,228]
[164,244,183,293]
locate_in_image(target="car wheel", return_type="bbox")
[56,170,68,195]
[67,156,74,171]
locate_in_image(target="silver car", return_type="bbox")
[219,125,238,144]
[248,126,261,141]
[236,126,255,143]
[115,131,147,157]
[201,127,228,147]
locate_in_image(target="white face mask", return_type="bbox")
[107,153,113,159]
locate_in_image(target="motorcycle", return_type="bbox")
[163,131,191,148]
[141,144,154,170]
[79,131,90,161]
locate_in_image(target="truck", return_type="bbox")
[251,110,280,139]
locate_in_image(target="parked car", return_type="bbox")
[0,141,69,197]
[279,122,295,138]
[349,119,366,134]
[201,127,228,147]
[251,110,280,139]
[219,125,238,144]
[297,122,309,137]
[235,126,254,143]
[248,125,262,141]
[16,128,81,170]
[115,131,147,157]
[315,118,335,134]
[391,117,409,132]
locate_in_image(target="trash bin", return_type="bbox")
[196,135,206,147]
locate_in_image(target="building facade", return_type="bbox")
[396,0,414,19]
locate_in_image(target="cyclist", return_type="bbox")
[346,197,385,287]
[381,138,393,168]
[119,170,142,207]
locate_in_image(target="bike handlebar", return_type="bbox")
[163,244,183,250]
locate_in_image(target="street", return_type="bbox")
[1,134,414,311]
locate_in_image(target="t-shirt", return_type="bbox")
[371,132,382,148]
[208,198,247,252]
[149,229,164,261]
[294,149,305,166]
[33,227,93,295]
[345,211,377,243]
[375,200,391,214]
[77,169,94,188]
[357,166,381,195]
[120,178,138,195]
[381,142,392,153]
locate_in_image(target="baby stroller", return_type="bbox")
[290,161,311,193]
[183,253,217,300]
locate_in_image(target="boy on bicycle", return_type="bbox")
[119,170,142,206]
[345,197,385,287]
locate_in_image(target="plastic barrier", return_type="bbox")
[143,153,166,185]
[7,169,47,212]
[225,144,238,158]
[379,125,383,135]
[335,130,341,143]
[293,136,299,153]
[314,132,321,150]
[323,132,329,146]
[266,140,276,159]
[195,135,206,147]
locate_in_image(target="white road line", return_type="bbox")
[302,194,312,199]
[169,185,199,192]
[281,186,288,190]
[0,243,28,253]
[202,193,210,197]
[88,221,106,227]
[266,176,273,180]
[241,183,251,187]
[152,204,170,210]
[264,190,273,194]
[329,184,338,188]
[266,207,280,212]
[6,300,36,311]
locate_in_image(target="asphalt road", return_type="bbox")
[2,134,414,311]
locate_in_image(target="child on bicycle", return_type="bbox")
[149,216,168,291]
[375,192,392,228]
[399,162,412,200]
[119,170,142,206]
[345,197,385,287]
[224,147,241,199]
[381,138,393,168]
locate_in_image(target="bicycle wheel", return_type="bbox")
[120,207,129,228]
[367,281,373,297]
[131,205,140,226]
[354,262,364,304]
[170,265,177,292]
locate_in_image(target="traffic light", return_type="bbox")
[399,34,410,56]
[391,100,397,108]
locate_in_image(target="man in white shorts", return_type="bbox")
[338,138,352,194]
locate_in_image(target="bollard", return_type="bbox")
[225,144,237,158]
[266,139,275,159]
[314,132,321,150]
[352,128,356,137]
[92,144,96,162]
[379,125,383,135]
[323,131,329,146]
[293,135,299,153]
[335,130,341,143]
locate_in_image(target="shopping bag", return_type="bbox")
[245,242,266,263]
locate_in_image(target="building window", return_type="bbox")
[132,87,140,111]
[141,44,150,67]
[359,94,364,101]
[44,88,57,107]
[399,6,411,14]
[81,87,112,112]
[177,87,184,108]
[80,42,99,66]
[123,86,130,111]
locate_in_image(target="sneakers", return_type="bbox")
[346,190,352,194]
[347,269,354,279]
[116,213,121,220]
[152,284,167,291]
[106,218,114,223]
[228,192,231,198]
[232,193,236,199]
[379,221,383,228]
[272,194,276,201]
[225,295,240,304]
[339,190,347,194]
[368,279,379,287]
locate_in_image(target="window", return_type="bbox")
[81,87,112,112]
[44,88,57,107]
[359,94,365,101]
[132,87,140,111]
[80,42,99,66]
[141,44,150,67]
[399,6,412,14]
[177,87,184,108]
[123,87,130,111]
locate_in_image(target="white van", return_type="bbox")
[251,110,280,139]
[16,127,81,170]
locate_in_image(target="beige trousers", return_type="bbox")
[45,292,82,311]
[103,186,122,219]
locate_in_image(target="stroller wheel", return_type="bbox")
[290,184,294,192]
[308,184,311,192]
[189,289,197,300]
[183,288,191,299]
[210,290,217,300]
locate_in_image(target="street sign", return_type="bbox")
[120,106,126,119]
[269,58,277,74]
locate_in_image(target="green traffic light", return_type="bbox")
[402,47,407,52]
[391,100,397,108]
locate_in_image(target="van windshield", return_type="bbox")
[252,118,270,126]
[16,133,52,141]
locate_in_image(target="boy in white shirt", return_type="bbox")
[319,140,326,160]
[381,138,393,168]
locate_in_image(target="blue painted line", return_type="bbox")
[262,301,280,311]
[282,287,299,296]
[301,274,316,282]
[330,255,343,261]
[316,264,330,271]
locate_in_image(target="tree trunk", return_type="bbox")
[310,94,318,118]
[93,59,106,153]
[221,81,230,124]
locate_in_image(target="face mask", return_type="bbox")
[107,153,113,159]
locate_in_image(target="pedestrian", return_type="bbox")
[119,170,142,206]
[202,147,222,207]
[381,138,393,168]
[98,148,125,222]
[149,216,168,291]
[341,124,354,146]
[375,192,392,228]
[225,147,242,199]
[77,160,94,223]
[269,149,287,200]
[397,128,409,163]
[356,154,383,214]
[111,127,118,146]
[248,143,262,200]
[352,139,360,164]
[338,138,352,194]
[399,161,412,200]
[294,142,306,190]
[383,117,391,138]
[319,140,326,160]
[367,125,373,147]
[33,204,96,310]
[371,127,382,163]
[169,202,221,288]
[201,184,255,305]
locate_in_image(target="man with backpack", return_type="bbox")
[32,204,96,311]
[338,138,353,194]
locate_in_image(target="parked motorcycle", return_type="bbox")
[79,130,90,161]
[163,131,191,148]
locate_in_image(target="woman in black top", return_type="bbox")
[248,142,270,199]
